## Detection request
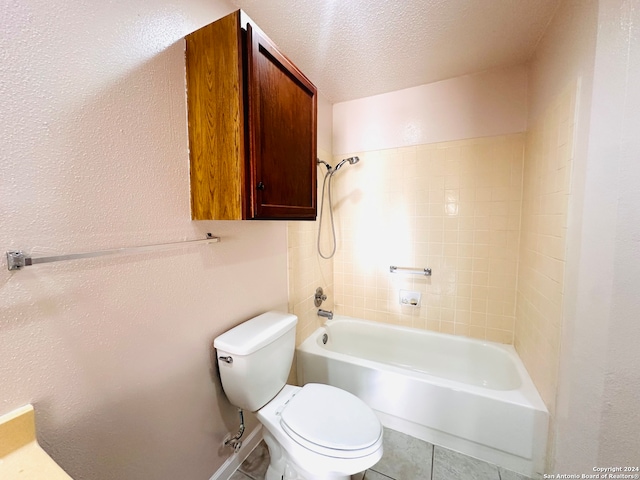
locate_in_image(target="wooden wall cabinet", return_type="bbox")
[185,10,318,220]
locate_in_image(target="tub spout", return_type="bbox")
[317,309,333,320]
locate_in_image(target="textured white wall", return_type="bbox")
[231,0,558,103]
[0,1,291,479]
[597,0,640,460]
[317,94,333,153]
[332,65,528,155]
[553,0,640,470]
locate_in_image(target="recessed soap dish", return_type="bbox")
[399,290,421,307]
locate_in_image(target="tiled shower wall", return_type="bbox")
[287,147,334,347]
[331,134,524,343]
[515,84,576,416]
[290,107,572,350]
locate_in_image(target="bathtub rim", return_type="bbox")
[296,315,549,477]
[299,315,548,413]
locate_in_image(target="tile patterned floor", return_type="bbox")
[230,428,536,480]
[229,440,270,480]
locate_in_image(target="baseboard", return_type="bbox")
[209,425,263,480]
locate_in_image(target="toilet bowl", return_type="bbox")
[258,384,382,480]
[214,312,383,480]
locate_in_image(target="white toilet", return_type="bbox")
[214,311,383,480]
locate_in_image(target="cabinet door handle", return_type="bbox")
[257,182,265,191]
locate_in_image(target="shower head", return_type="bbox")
[333,156,360,172]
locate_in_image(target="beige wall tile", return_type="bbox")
[514,84,576,416]
[332,134,524,343]
[287,148,335,352]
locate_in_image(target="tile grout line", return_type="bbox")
[431,444,435,480]
[366,469,395,480]
[237,469,258,480]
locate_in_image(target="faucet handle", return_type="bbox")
[314,287,328,307]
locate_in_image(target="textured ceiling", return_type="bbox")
[231,0,560,103]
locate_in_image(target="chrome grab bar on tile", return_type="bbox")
[389,265,432,276]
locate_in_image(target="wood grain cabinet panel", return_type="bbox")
[186,10,317,220]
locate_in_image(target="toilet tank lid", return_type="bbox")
[214,311,298,355]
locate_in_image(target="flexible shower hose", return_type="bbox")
[317,168,338,259]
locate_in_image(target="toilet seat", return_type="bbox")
[279,383,382,459]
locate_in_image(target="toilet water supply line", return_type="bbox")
[224,408,245,453]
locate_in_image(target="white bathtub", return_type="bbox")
[296,316,548,478]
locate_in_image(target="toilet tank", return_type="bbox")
[214,311,297,411]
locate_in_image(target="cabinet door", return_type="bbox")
[246,23,317,220]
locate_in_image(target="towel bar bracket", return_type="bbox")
[6,251,27,271]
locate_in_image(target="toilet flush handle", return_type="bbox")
[219,356,233,364]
